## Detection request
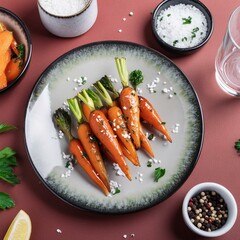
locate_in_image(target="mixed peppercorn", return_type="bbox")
[187,191,228,232]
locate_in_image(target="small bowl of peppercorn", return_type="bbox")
[182,182,237,237]
[152,0,213,55]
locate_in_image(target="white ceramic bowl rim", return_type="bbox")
[182,182,238,237]
[37,0,93,18]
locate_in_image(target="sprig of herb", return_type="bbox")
[0,123,17,133]
[0,123,19,210]
[234,139,240,153]
[0,192,15,210]
[0,147,20,185]
[129,70,144,90]
[154,167,166,182]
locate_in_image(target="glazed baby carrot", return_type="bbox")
[78,90,132,180]
[89,109,132,180]
[107,106,139,166]
[115,57,141,149]
[139,96,172,142]
[53,108,109,196]
[5,58,23,82]
[93,80,139,165]
[67,97,110,191]
[139,124,154,158]
[118,140,140,166]
[81,102,91,122]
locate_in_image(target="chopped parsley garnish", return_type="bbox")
[173,40,178,47]
[182,16,192,24]
[147,160,152,167]
[148,133,155,141]
[113,188,121,195]
[154,167,166,182]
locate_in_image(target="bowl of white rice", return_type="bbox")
[152,0,213,55]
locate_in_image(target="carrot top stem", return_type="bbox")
[67,97,83,124]
[86,88,104,109]
[77,89,95,112]
[99,75,119,100]
[93,81,113,107]
[115,57,129,87]
[53,109,73,141]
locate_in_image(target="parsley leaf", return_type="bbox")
[0,124,17,133]
[154,167,166,182]
[0,147,20,185]
[0,192,15,210]
[182,16,192,24]
[129,70,144,90]
[234,139,240,153]
[113,187,121,195]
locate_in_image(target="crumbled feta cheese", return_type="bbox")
[129,11,133,16]
[118,29,122,33]
[56,229,62,234]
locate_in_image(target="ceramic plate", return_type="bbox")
[25,41,203,213]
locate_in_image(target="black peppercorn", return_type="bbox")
[187,191,228,232]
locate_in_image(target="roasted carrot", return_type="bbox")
[0,30,13,58]
[0,72,7,89]
[118,140,140,166]
[93,80,139,165]
[108,106,139,166]
[82,102,91,122]
[139,96,172,142]
[67,97,110,191]
[5,58,23,82]
[0,22,19,56]
[69,138,109,196]
[53,108,109,196]
[115,57,141,149]
[139,124,154,158]
[89,109,132,180]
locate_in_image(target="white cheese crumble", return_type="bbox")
[109,180,121,195]
[118,29,123,33]
[56,228,62,234]
[155,4,208,48]
[172,123,180,133]
[135,171,144,182]
[129,11,134,16]
[112,163,126,177]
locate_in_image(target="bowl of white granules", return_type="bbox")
[152,0,213,55]
[38,0,98,38]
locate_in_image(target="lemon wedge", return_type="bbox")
[4,209,32,240]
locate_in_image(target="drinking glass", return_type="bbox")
[215,6,240,96]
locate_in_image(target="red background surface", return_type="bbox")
[1,0,240,239]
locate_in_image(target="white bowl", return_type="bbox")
[37,0,98,38]
[182,182,237,237]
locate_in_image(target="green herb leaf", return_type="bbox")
[234,139,240,153]
[154,167,166,182]
[0,124,17,133]
[0,147,20,185]
[182,16,192,24]
[148,133,155,141]
[0,192,15,210]
[113,188,121,195]
[129,70,144,90]
[147,160,152,167]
